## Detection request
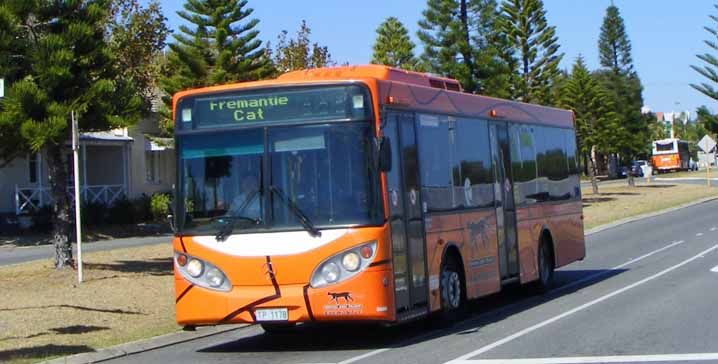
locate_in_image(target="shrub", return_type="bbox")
[30,205,53,232]
[108,198,136,225]
[82,201,108,226]
[150,193,171,221]
[131,194,152,222]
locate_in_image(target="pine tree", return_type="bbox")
[691,4,718,102]
[371,17,418,71]
[596,3,646,186]
[560,56,622,194]
[0,1,143,268]
[271,20,334,74]
[418,0,512,97]
[498,0,563,105]
[599,4,633,74]
[159,0,271,132]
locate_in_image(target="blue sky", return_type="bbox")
[151,0,718,115]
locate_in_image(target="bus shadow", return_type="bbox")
[198,268,626,354]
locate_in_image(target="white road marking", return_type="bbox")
[711,265,718,273]
[336,349,391,364]
[711,227,717,232]
[448,353,718,363]
[697,233,704,237]
[329,240,687,364]
[444,244,718,363]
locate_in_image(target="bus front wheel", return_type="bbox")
[439,254,465,321]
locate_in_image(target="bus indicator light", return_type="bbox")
[176,253,188,267]
[360,245,373,259]
[489,109,499,118]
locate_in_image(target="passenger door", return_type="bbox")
[489,123,520,280]
[384,112,428,313]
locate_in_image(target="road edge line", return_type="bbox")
[585,195,718,236]
[38,324,249,364]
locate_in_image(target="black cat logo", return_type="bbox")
[328,292,353,303]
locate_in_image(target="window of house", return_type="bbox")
[28,153,39,184]
[146,151,160,183]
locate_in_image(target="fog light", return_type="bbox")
[206,267,224,287]
[321,262,340,283]
[342,252,360,272]
[186,258,203,278]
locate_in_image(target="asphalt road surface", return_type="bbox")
[106,200,718,364]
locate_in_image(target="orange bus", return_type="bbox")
[170,65,585,331]
[652,138,690,172]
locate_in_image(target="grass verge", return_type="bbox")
[582,182,718,229]
[0,244,178,364]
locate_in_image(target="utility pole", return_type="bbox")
[72,111,83,283]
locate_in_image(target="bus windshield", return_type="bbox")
[176,122,383,236]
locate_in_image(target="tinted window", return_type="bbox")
[509,125,537,205]
[417,114,453,212]
[454,119,494,208]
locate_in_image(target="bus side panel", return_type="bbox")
[461,209,501,300]
[541,201,585,268]
[424,213,464,313]
[516,206,540,284]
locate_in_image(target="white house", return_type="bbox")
[0,116,175,218]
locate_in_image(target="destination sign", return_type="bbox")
[178,85,371,130]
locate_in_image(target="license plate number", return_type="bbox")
[255,308,288,322]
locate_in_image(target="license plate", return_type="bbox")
[255,308,288,322]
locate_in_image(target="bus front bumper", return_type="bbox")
[175,269,396,325]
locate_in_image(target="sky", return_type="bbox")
[150,0,718,116]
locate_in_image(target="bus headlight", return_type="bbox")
[322,262,340,283]
[174,252,231,292]
[186,259,204,278]
[342,252,360,272]
[206,268,225,288]
[310,241,377,288]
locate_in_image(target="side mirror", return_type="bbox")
[167,201,177,233]
[378,137,392,172]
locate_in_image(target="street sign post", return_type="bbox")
[698,135,716,154]
[697,135,716,188]
[72,111,83,283]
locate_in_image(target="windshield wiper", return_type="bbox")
[270,185,321,238]
[212,215,260,242]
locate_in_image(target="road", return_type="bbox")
[106,200,718,364]
[0,235,171,267]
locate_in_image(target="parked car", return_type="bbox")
[620,160,649,178]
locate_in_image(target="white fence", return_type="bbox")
[15,184,127,215]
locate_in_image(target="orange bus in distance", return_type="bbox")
[652,138,690,172]
[171,65,586,331]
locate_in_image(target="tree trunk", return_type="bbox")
[588,147,599,194]
[458,0,475,90]
[47,143,74,269]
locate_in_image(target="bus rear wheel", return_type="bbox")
[532,238,554,293]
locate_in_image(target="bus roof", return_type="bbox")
[173,64,574,128]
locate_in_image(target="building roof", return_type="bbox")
[80,131,133,142]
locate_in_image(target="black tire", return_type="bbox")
[532,239,555,293]
[438,255,465,322]
[260,322,296,334]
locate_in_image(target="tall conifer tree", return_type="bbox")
[0,1,143,268]
[691,4,718,102]
[596,3,646,186]
[560,56,622,194]
[418,0,512,97]
[160,0,271,132]
[498,0,563,105]
[371,17,418,71]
